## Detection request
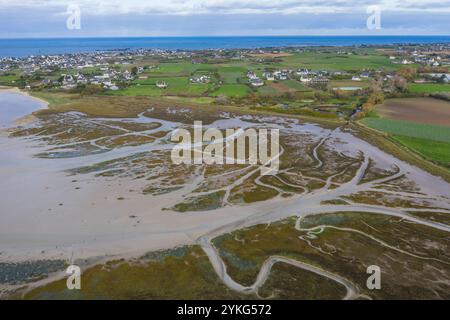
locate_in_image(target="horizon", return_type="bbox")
[2,34,450,58]
[2,35,450,40]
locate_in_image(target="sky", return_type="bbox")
[0,0,449,38]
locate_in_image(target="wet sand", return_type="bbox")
[0,92,449,268]
[0,88,47,128]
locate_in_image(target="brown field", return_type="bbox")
[330,80,369,88]
[249,52,292,58]
[375,48,397,55]
[421,50,450,55]
[269,82,292,93]
[377,97,450,126]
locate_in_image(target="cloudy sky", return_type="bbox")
[0,0,449,38]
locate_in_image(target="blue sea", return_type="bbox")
[1,36,450,58]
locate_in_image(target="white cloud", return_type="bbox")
[1,0,449,16]
[0,0,448,38]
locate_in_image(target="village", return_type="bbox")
[1,44,449,93]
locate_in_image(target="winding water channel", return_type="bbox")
[1,91,449,298]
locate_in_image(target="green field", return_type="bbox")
[146,62,217,75]
[218,66,247,84]
[103,51,400,100]
[283,80,311,91]
[362,118,450,143]
[112,76,212,97]
[211,84,250,98]
[408,83,450,94]
[0,73,20,86]
[257,85,281,96]
[393,135,450,166]
[277,52,399,71]
[362,117,450,167]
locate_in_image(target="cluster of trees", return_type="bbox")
[383,66,417,93]
[431,93,450,102]
[215,94,230,105]
[387,75,408,92]
[419,65,448,74]
[70,84,106,95]
[314,91,331,103]
[397,66,417,81]
[353,91,384,119]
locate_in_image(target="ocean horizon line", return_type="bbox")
[2,35,450,58]
[2,35,450,40]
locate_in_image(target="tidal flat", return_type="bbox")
[1,92,449,299]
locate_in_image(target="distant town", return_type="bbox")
[1,44,449,90]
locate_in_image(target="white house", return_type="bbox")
[263,72,275,81]
[250,78,264,87]
[300,76,311,83]
[156,81,168,88]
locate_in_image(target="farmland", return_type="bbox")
[111,76,212,97]
[0,72,20,86]
[331,80,369,88]
[408,83,450,94]
[211,84,250,98]
[105,50,397,101]
[392,136,450,166]
[376,98,450,127]
[362,118,450,167]
[362,118,450,143]
[277,51,400,71]
[362,98,450,167]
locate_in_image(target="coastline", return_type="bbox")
[0,86,48,127]
[0,86,49,106]
[0,87,449,300]
[2,36,450,58]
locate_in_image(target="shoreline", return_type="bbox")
[0,88,449,299]
[1,36,450,59]
[0,86,49,107]
[0,86,49,127]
